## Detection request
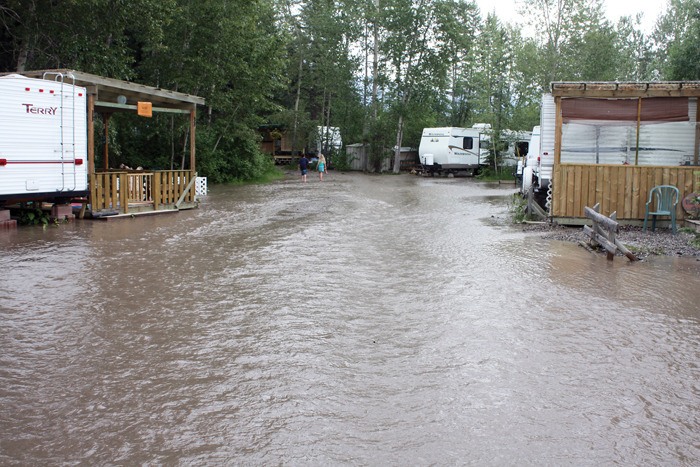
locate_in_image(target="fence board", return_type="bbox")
[616,168,626,218]
[552,164,698,220]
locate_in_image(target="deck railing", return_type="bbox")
[90,170,196,214]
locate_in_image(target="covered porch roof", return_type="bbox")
[10,69,205,113]
[551,81,700,98]
[2,69,206,174]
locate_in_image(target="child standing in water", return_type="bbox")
[299,154,309,182]
[317,153,327,181]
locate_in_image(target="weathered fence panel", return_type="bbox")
[582,203,637,261]
[552,164,700,221]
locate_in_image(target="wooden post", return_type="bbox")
[554,96,562,166]
[120,173,128,214]
[190,108,196,172]
[695,110,699,166]
[153,172,161,211]
[89,173,97,214]
[87,93,95,176]
[635,98,642,165]
[102,113,111,170]
[189,108,197,204]
[607,212,618,260]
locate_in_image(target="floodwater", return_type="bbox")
[1,172,699,465]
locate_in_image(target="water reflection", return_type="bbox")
[1,173,698,464]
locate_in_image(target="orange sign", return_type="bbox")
[137,101,152,117]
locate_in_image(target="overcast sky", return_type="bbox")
[475,0,668,34]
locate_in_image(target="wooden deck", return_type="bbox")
[89,169,197,216]
[551,164,700,221]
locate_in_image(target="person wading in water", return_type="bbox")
[317,153,327,181]
[299,154,309,183]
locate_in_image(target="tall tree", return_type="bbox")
[654,0,700,79]
[523,0,611,88]
[509,33,542,131]
[379,0,471,173]
[471,14,516,169]
[136,0,287,181]
[614,14,654,81]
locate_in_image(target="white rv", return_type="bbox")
[316,126,342,155]
[0,73,88,206]
[500,129,531,168]
[418,127,486,176]
[517,125,538,188]
[521,94,555,198]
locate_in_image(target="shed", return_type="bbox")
[548,81,700,225]
[346,144,416,172]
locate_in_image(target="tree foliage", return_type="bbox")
[0,0,693,181]
[658,0,700,79]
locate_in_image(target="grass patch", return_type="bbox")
[680,227,700,248]
[626,244,667,256]
[508,193,529,223]
[477,166,517,181]
[227,166,287,186]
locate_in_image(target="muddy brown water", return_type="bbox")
[1,172,699,465]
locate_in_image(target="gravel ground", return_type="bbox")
[519,221,700,260]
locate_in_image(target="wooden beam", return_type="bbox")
[40,70,205,105]
[175,172,198,209]
[95,101,191,114]
[583,224,617,253]
[584,205,619,231]
[615,238,639,261]
[551,81,700,98]
[3,69,205,109]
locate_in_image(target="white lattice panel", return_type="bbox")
[195,176,208,196]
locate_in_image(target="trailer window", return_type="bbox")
[463,137,473,149]
[515,142,529,157]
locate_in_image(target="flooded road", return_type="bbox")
[1,172,699,465]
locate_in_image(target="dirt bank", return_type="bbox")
[520,222,700,260]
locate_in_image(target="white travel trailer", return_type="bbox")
[316,126,342,155]
[418,127,486,176]
[500,129,531,168]
[0,73,88,206]
[521,93,555,198]
[517,125,538,186]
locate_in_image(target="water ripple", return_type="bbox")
[1,173,698,465]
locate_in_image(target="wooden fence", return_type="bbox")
[552,164,700,221]
[90,170,196,215]
[582,203,637,261]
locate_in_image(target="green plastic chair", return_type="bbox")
[643,185,680,234]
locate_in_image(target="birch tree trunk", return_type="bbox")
[392,113,404,174]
